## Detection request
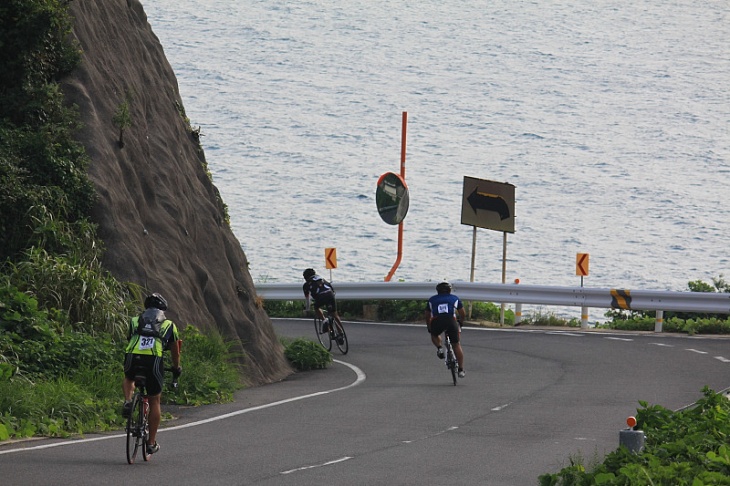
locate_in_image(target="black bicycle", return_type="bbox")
[443,335,458,385]
[126,367,178,464]
[314,309,348,354]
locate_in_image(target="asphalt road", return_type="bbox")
[1,320,729,485]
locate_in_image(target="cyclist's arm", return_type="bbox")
[424,309,432,332]
[170,337,180,369]
[456,307,466,326]
[302,283,311,311]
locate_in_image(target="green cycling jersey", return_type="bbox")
[125,316,179,357]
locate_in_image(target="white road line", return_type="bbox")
[491,403,512,412]
[281,456,352,475]
[686,349,708,355]
[402,425,460,445]
[0,359,365,456]
[605,337,633,342]
[715,356,730,363]
[649,343,674,347]
[546,332,584,337]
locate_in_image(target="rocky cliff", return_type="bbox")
[61,0,292,386]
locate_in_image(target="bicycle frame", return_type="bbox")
[125,367,179,464]
[126,375,150,464]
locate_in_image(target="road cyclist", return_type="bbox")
[302,268,343,336]
[121,292,181,458]
[425,282,466,379]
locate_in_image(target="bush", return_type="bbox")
[282,337,332,371]
[6,246,138,338]
[519,308,574,327]
[538,387,730,485]
[263,300,304,318]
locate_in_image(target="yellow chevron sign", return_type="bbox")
[576,253,589,276]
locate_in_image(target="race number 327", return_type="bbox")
[139,336,155,350]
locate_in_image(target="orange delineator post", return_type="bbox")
[385,112,407,282]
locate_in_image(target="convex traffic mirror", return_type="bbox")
[376,172,409,225]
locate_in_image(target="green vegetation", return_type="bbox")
[601,276,730,334]
[0,0,251,442]
[1,0,93,263]
[280,337,332,371]
[112,95,132,148]
[539,387,730,485]
[0,288,244,440]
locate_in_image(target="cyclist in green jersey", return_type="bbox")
[121,293,181,456]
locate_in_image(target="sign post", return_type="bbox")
[576,252,590,328]
[461,176,515,324]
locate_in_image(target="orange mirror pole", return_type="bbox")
[385,112,407,282]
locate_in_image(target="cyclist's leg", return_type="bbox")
[146,357,165,448]
[312,299,325,321]
[329,298,342,327]
[453,342,464,370]
[122,354,137,415]
[447,320,465,370]
[147,393,162,446]
[430,316,449,348]
[327,295,342,326]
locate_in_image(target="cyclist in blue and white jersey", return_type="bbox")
[425,282,466,378]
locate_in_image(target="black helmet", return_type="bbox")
[436,282,452,294]
[303,268,316,280]
[144,293,168,310]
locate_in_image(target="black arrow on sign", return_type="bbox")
[467,188,511,220]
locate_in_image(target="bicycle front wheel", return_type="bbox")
[315,317,331,351]
[126,394,144,464]
[333,320,348,355]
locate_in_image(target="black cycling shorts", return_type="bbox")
[123,353,164,396]
[429,315,460,344]
[313,292,336,313]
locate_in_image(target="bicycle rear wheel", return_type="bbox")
[126,394,144,464]
[315,317,332,351]
[448,353,457,385]
[333,320,348,355]
[445,338,457,385]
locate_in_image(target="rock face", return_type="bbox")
[62,0,292,386]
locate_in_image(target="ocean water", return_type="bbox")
[140,0,730,315]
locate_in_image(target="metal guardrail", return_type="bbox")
[255,281,730,314]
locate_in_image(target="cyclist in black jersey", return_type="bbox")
[302,268,342,333]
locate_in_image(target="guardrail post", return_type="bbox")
[654,310,664,333]
[581,306,589,329]
[511,279,521,325]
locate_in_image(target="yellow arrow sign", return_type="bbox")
[576,253,589,276]
[325,248,337,269]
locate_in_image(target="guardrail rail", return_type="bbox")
[256,281,730,315]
